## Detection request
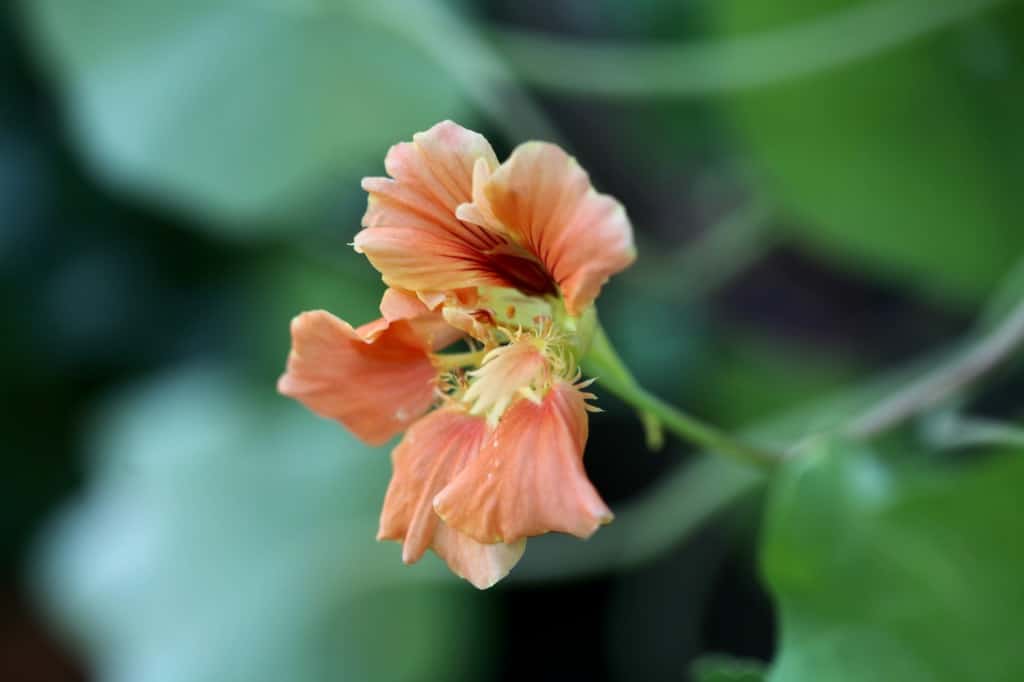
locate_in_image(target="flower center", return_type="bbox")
[483,243,557,298]
[460,328,574,426]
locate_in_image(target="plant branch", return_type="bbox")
[625,198,778,303]
[846,295,1024,439]
[489,0,1006,97]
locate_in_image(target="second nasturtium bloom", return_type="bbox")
[279,121,636,588]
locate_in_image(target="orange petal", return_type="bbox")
[472,142,636,315]
[379,287,432,322]
[433,524,525,589]
[355,121,509,292]
[434,381,613,543]
[377,407,524,587]
[277,310,437,446]
[378,408,487,562]
[379,287,463,351]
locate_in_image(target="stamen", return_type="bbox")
[518,386,544,405]
[463,339,548,426]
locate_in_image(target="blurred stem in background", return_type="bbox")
[626,197,779,305]
[256,0,1004,100]
[488,0,1007,97]
[847,294,1024,438]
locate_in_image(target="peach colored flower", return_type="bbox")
[279,121,635,588]
[434,378,611,544]
[355,120,635,316]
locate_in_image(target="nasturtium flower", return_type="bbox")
[279,121,636,588]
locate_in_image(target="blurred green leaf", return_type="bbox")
[693,655,767,682]
[23,0,471,231]
[594,293,706,399]
[239,247,384,384]
[714,1,1024,304]
[762,438,1024,681]
[32,367,490,682]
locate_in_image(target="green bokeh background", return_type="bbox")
[3,1,1023,681]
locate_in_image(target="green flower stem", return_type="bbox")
[582,324,783,469]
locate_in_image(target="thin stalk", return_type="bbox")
[583,325,782,469]
[615,381,781,470]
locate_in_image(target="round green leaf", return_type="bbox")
[761,438,1024,681]
[32,367,491,682]
[23,0,471,232]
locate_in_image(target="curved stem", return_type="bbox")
[582,325,782,469]
[846,295,1024,438]
[490,0,1005,97]
[621,382,782,469]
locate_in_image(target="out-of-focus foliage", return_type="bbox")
[762,438,1024,681]
[33,367,488,682]
[239,251,385,383]
[714,0,1024,304]
[23,0,471,230]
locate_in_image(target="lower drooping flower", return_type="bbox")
[434,378,611,545]
[279,120,636,588]
[376,406,526,588]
